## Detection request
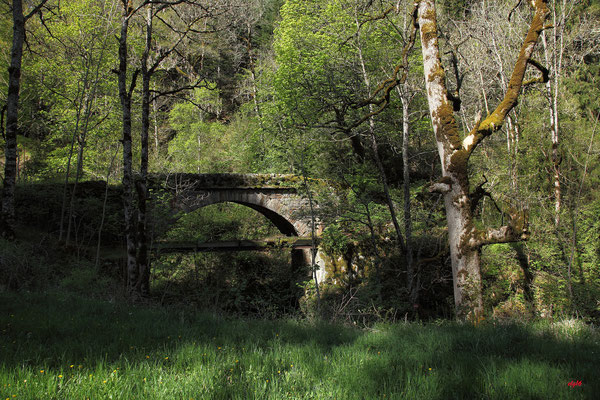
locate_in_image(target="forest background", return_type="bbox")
[1,0,599,323]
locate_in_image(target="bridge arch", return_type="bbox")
[170,188,314,237]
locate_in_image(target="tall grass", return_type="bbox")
[1,291,598,399]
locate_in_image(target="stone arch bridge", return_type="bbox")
[149,173,327,282]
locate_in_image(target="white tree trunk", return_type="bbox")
[417,0,483,320]
[416,0,548,320]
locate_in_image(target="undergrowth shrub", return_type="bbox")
[151,251,306,318]
[0,239,49,291]
[59,262,114,295]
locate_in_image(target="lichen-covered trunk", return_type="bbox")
[118,13,138,296]
[1,0,25,239]
[417,0,482,320]
[442,186,482,319]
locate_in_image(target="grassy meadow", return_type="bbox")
[1,291,598,399]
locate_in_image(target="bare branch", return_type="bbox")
[508,0,523,22]
[24,0,49,22]
[149,78,211,102]
[128,69,140,99]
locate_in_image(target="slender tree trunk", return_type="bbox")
[1,0,48,238]
[542,28,561,227]
[506,115,520,193]
[246,24,265,133]
[1,0,26,239]
[65,97,88,245]
[401,92,416,307]
[63,7,112,246]
[59,87,84,242]
[136,3,153,296]
[118,8,139,296]
[300,151,320,314]
[96,144,120,269]
[153,83,159,153]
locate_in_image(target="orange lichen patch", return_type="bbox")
[438,103,461,149]
[427,63,446,86]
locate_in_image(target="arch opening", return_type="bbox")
[231,201,298,237]
[152,201,309,316]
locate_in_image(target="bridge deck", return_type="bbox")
[152,237,317,253]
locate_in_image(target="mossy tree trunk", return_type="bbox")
[416,0,549,321]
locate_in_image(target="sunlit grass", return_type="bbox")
[1,291,598,399]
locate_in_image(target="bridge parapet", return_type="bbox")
[149,173,312,190]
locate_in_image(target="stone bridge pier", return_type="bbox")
[151,173,327,283]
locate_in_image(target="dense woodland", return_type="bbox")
[1,0,599,323]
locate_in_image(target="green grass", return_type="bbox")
[1,291,598,399]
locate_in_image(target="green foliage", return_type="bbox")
[22,0,121,180]
[165,203,280,242]
[2,0,599,324]
[0,239,48,291]
[320,223,351,257]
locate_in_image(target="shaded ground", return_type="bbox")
[1,291,598,399]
